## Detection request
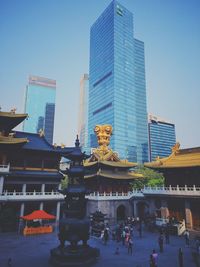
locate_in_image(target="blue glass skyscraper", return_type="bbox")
[88,1,149,162]
[23,75,56,144]
[148,114,176,161]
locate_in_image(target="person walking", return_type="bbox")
[158,234,164,252]
[121,229,126,246]
[184,229,190,246]
[165,226,170,244]
[149,254,156,267]
[178,248,184,267]
[152,250,158,267]
[103,228,109,245]
[128,237,133,255]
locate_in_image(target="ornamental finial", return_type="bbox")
[171,142,180,154]
[75,135,80,147]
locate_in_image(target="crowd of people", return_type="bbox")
[90,216,199,267]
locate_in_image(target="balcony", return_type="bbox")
[86,189,143,200]
[142,185,200,197]
[0,191,64,202]
[0,164,10,173]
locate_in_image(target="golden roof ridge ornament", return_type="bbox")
[171,142,180,154]
[90,124,120,161]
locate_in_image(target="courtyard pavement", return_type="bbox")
[0,227,198,267]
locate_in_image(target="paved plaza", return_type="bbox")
[0,228,198,267]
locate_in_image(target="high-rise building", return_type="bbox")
[23,75,56,144]
[148,114,176,161]
[88,0,149,162]
[78,74,89,153]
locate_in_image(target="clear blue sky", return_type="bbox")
[1,0,200,148]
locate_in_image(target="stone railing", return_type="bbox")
[86,189,143,200]
[0,191,64,202]
[0,164,10,173]
[142,185,200,197]
[0,185,199,202]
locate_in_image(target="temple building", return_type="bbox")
[0,110,74,231]
[144,143,200,230]
[84,125,143,223]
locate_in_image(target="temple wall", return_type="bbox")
[86,199,133,225]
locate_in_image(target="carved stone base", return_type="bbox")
[50,245,100,267]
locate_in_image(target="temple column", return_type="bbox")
[40,202,44,210]
[41,183,45,193]
[56,202,61,222]
[185,200,193,229]
[40,184,45,210]
[22,183,26,194]
[0,176,4,194]
[133,200,138,217]
[20,203,25,217]
[160,199,169,219]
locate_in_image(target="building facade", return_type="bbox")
[0,110,75,232]
[148,114,176,161]
[88,0,149,163]
[23,75,56,144]
[78,74,89,153]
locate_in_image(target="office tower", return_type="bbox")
[78,74,89,152]
[148,114,176,161]
[44,103,55,145]
[88,1,149,162]
[23,75,56,144]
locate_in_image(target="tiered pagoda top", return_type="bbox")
[0,110,74,155]
[144,142,200,169]
[0,110,28,146]
[84,125,142,180]
[0,110,28,133]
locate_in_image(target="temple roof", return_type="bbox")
[13,131,75,155]
[0,111,28,132]
[8,169,63,179]
[85,169,143,180]
[0,135,28,145]
[84,160,137,168]
[145,145,200,169]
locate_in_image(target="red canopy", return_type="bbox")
[20,210,56,221]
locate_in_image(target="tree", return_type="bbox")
[61,175,69,189]
[131,165,164,189]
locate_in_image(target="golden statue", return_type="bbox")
[94,125,112,152]
[90,124,119,161]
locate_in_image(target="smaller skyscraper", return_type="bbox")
[23,75,56,144]
[78,74,89,153]
[148,114,176,161]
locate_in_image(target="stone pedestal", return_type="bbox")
[50,245,99,267]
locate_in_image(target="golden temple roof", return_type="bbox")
[145,144,200,168]
[0,135,28,145]
[84,160,137,168]
[84,169,143,180]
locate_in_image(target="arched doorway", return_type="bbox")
[137,201,149,220]
[117,205,126,221]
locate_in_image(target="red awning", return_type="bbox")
[20,210,56,221]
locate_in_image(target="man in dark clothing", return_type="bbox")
[158,234,164,252]
[165,226,170,244]
[178,248,184,267]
